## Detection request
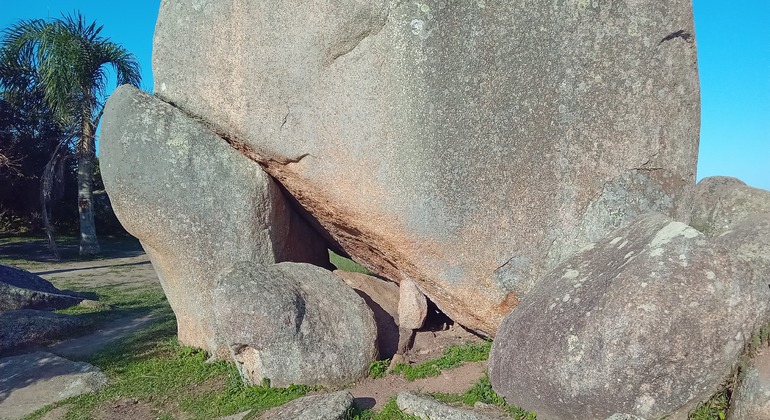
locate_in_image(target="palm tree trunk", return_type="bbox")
[77,118,100,256]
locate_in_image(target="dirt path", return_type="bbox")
[38,255,160,292]
[31,253,165,359]
[46,313,159,359]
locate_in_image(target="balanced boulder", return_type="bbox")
[212,262,377,388]
[489,213,770,420]
[99,86,329,357]
[152,0,700,335]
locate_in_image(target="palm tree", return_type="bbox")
[0,12,141,256]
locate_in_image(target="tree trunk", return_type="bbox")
[77,118,100,256]
[41,142,67,260]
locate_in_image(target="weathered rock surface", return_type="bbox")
[398,277,428,331]
[489,213,770,420]
[258,391,353,420]
[99,85,329,357]
[0,310,91,356]
[0,264,83,312]
[0,352,107,420]
[153,0,700,335]
[729,347,770,420]
[713,213,770,288]
[396,391,508,420]
[213,262,377,388]
[689,176,770,236]
[688,177,770,293]
[335,270,400,358]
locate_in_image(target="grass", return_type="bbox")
[353,342,495,418]
[391,341,491,381]
[689,389,730,420]
[56,284,166,315]
[0,234,143,269]
[351,398,420,420]
[25,341,311,420]
[329,249,370,274]
[22,284,312,420]
[369,359,390,379]
[431,376,537,419]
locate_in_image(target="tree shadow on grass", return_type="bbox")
[0,234,145,266]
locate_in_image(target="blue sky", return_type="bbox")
[2,1,768,190]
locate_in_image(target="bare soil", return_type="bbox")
[92,398,157,420]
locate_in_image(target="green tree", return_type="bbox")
[0,85,75,235]
[0,12,140,256]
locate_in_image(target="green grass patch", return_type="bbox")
[351,397,420,420]
[52,284,170,333]
[688,388,730,420]
[392,341,491,381]
[431,375,537,419]
[0,234,76,245]
[23,283,310,420]
[26,342,311,420]
[189,380,310,420]
[329,249,370,274]
[369,359,390,379]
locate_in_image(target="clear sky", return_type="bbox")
[2,1,768,191]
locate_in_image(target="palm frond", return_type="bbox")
[1,11,141,126]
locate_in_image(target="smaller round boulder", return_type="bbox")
[213,262,378,388]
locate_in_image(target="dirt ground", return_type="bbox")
[1,236,488,417]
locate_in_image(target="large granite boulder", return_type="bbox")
[0,265,84,312]
[152,0,700,335]
[687,176,770,288]
[212,262,377,388]
[713,213,770,288]
[688,176,770,236]
[488,213,770,420]
[99,86,329,357]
